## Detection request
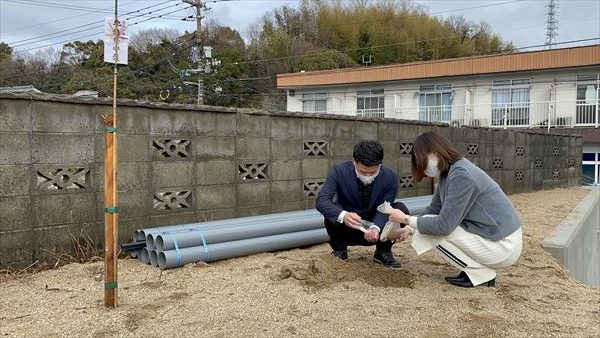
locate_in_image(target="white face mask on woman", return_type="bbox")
[425,154,440,177]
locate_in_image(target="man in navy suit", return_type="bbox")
[316,140,409,268]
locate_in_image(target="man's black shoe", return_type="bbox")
[373,249,401,268]
[331,250,348,261]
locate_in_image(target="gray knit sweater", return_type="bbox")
[417,158,522,241]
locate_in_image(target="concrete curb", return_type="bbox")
[541,187,600,286]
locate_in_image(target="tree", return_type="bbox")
[0,42,12,63]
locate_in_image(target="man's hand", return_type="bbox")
[343,212,363,230]
[364,228,379,243]
[392,227,413,243]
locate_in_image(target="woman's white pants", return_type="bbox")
[411,220,523,286]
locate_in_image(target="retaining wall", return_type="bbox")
[0,93,583,267]
[542,187,600,286]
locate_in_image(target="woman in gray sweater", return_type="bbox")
[383,131,522,287]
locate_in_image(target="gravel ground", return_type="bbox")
[1,187,598,338]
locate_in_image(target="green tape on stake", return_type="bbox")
[105,127,118,133]
[104,207,119,213]
[104,282,118,290]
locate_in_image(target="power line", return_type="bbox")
[14,6,193,52]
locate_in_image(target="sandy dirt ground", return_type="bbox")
[1,187,598,338]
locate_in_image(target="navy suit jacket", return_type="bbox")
[316,161,399,228]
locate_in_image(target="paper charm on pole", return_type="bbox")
[103,17,129,65]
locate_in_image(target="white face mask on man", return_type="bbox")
[354,163,380,185]
[425,153,441,178]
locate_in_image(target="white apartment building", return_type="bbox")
[277,45,600,185]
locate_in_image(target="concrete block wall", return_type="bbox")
[0,93,582,267]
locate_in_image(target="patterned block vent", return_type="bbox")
[238,163,268,180]
[553,147,560,157]
[153,190,192,210]
[552,170,560,180]
[37,167,89,190]
[400,142,413,155]
[535,158,544,168]
[303,180,324,197]
[303,141,328,156]
[399,175,415,189]
[493,158,503,169]
[153,139,191,158]
[515,146,524,157]
[568,158,575,168]
[515,170,524,183]
[466,144,479,156]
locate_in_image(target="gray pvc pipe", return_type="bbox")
[139,247,151,265]
[133,196,432,241]
[149,249,159,267]
[154,215,324,251]
[138,209,321,242]
[157,228,329,269]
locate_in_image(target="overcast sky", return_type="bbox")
[1,0,599,55]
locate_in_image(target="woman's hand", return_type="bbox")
[392,227,413,243]
[388,208,408,224]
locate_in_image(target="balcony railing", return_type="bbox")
[318,99,599,129]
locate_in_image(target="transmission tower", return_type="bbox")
[545,0,559,49]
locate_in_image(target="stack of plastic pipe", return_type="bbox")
[129,196,432,269]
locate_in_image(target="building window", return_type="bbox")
[302,93,327,113]
[491,79,530,126]
[356,89,384,117]
[582,152,600,186]
[576,74,599,125]
[418,84,452,123]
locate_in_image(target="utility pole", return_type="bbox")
[183,0,204,105]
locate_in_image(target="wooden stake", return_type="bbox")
[104,2,119,308]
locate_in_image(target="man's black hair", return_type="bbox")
[353,140,384,167]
